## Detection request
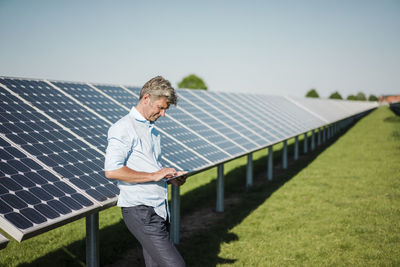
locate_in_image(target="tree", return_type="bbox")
[178,74,207,90]
[347,94,356,100]
[355,92,367,101]
[329,91,343,100]
[368,94,378,101]
[306,88,319,98]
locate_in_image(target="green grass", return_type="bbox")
[179,106,400,266]
[1,107,398,266]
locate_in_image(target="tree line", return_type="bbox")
[176,75,379,102]
[306,89,378,101]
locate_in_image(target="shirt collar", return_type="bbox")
[129,106,154,125]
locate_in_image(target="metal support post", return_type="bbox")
[327,125,331,139]
[171,185,180,244]
[318,128,322,146]
[327,125,330,139]
[282,140,287,169]
[311,130,315,151]
[268,146,273,181]
[246,153,253,190]
[216,164,224,212]
[294,135,299,160]
[86,213,99,267]
[303,132,308,154]
[323,127,326,143]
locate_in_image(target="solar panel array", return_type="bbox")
[0,76,378,242]
[389,101,400,116]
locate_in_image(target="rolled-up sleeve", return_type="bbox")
[104,122,132,171]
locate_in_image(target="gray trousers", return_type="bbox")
[122,205,185,267]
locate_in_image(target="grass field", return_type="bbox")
[0,106,399,266]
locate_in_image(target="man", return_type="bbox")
[104,76,186,267]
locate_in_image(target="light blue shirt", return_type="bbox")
[104,107,169,220]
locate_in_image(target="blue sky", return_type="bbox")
[0,0,399,98]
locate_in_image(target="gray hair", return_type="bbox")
[140,76,178,105]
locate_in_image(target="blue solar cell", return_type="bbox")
[20,208,47,224]
[48,200,71,215]
[29,187,52,201]
[59,196,82,211]
[1,194,26,209]
[71,193,94,207]
[0,185,7,195]
[0,162,18,175]
[34,204,59,219]
[5,212,32,229]
[54,181,76,195]
[15,191,41,205]
[11,174,35,188]
[86,189,107,202]
[25,172,47,185]
[0,178,22,191]
[42,184,65,198]
[0,199,12,214]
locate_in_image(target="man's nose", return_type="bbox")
[160,110,166,117]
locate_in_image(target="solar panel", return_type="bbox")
[210,92,279,144]
[177,90,259,151]
[50,81,129,124]
[157,109,230,164]
[0,135,99,241]
[1,78,109,152]
[160,135,209,171]
[287,97,345,123]
[238,94,290,140]
[172,91,246,156]
[0,78,118,203]
[188,90,269,148]
[165,104,241,157]
[260,95,325,134]
[91,84,140,109]
[0,75,377,245]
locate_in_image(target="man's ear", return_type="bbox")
[142,94,151,104]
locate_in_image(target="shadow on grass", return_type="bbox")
[20,123,357,267]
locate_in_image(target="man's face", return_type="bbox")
[143,95,169,122]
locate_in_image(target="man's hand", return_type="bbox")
[167,171,188,186]
[152,168,177,182]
